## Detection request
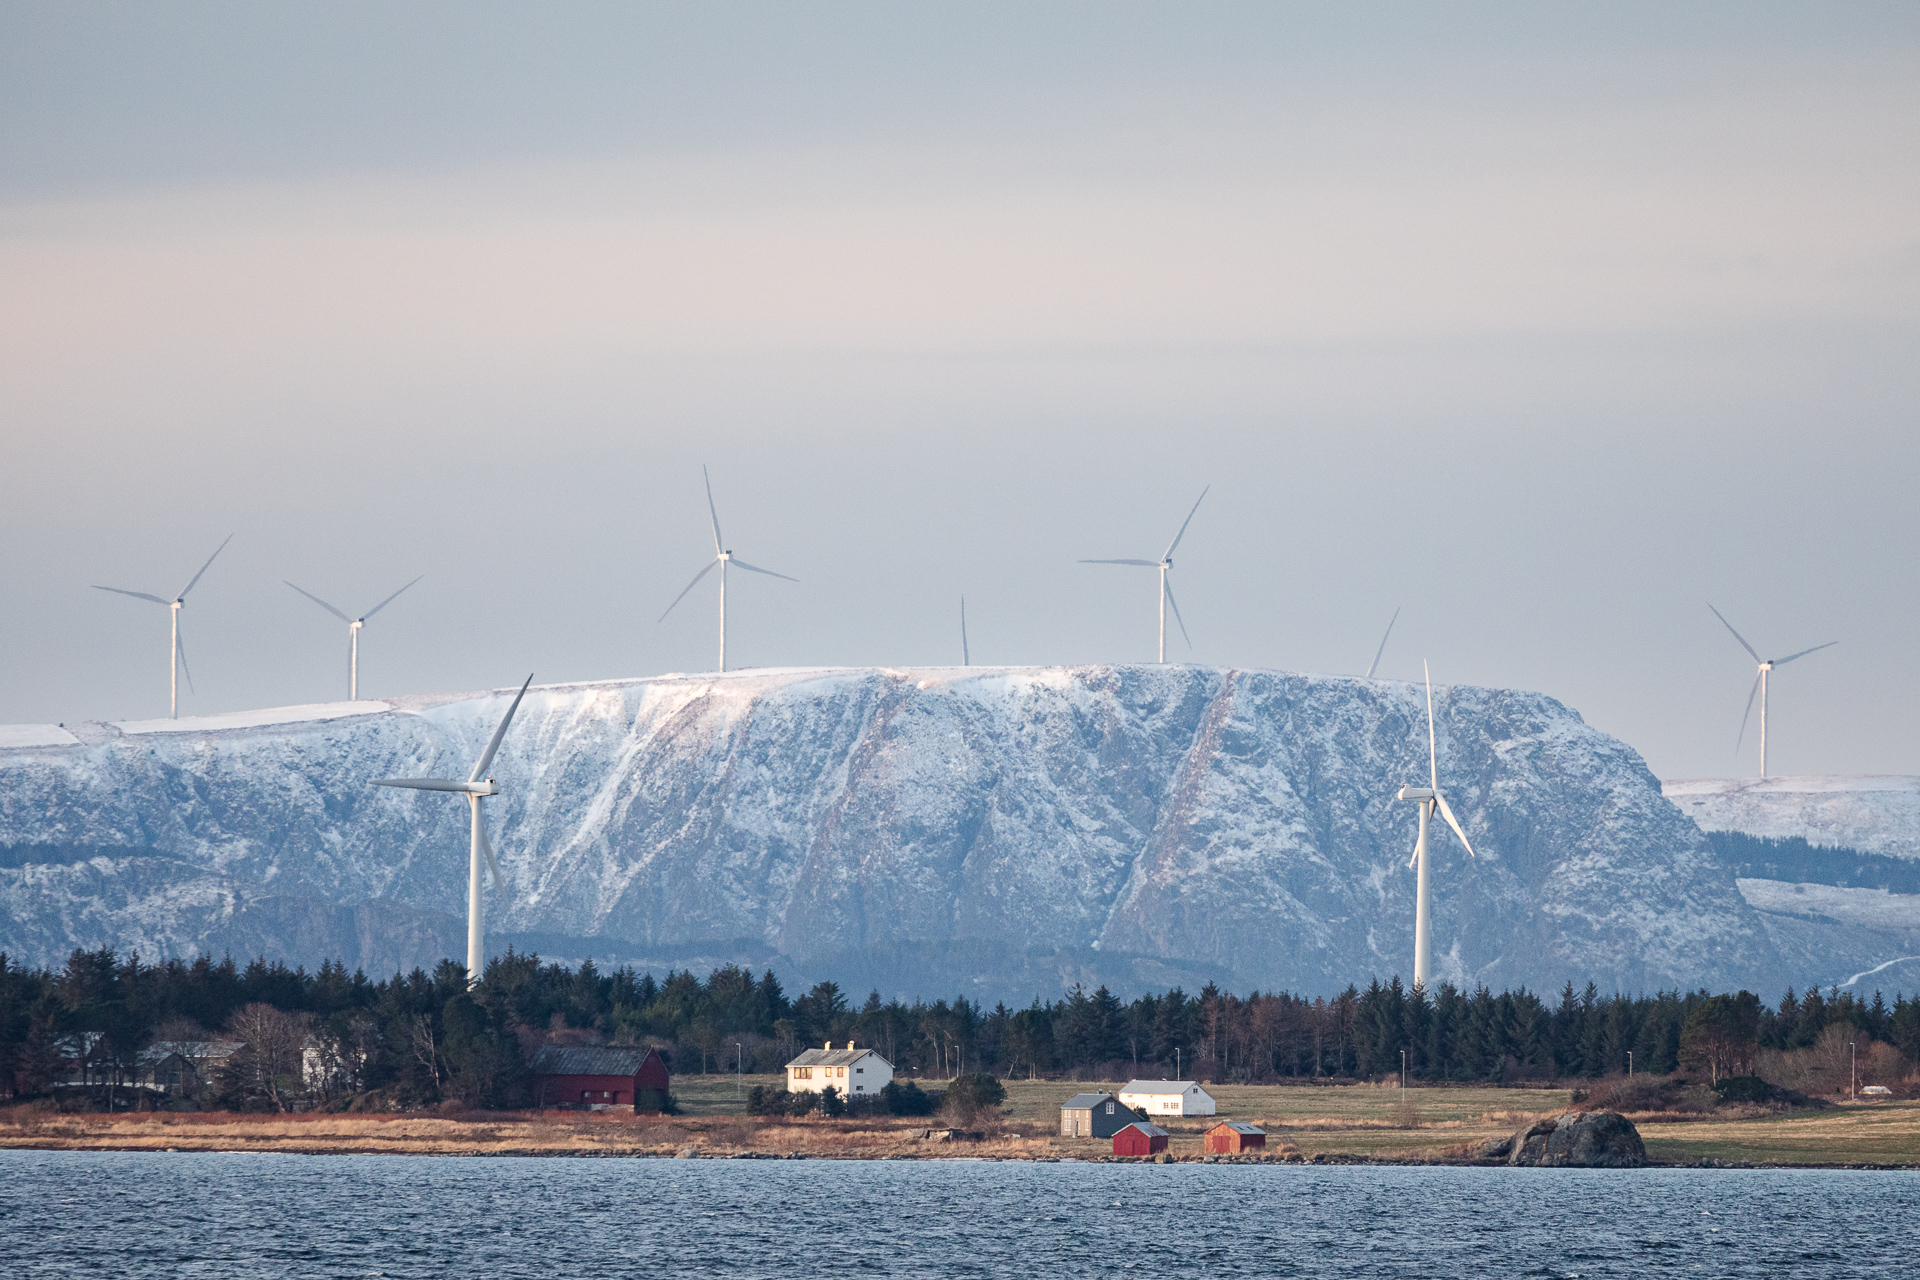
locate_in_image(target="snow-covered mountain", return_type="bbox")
[0,665,1806,998]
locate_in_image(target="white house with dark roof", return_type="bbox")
[1118,1079,1216,1116]
[785,1041,893,1097]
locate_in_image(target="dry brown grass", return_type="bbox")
[8,1080,1914,1166]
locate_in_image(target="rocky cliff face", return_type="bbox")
[0,666,1785,997]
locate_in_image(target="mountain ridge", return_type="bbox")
[0,664,1812,997]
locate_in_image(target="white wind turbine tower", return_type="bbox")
[372,675,533,984]
[659,467,797,673]
[92,534,233,719]
[284,575,423,700]
[1080,486,1208,663]
[1709,604,1836,780]
[1396,661,1479,990]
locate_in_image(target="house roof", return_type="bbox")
[1120,1080,1210,1096]
[1120,1121,1170,1137]
[1209,1121,1265,1135]
[1062,1093,1119,1110]
[139,1040,242,1064]
[786,1048,889,1068]
[528,1045,662,1077]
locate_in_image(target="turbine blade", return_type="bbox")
[372,778,468,792]
[284,581,351,623]
[1425,660,1438,792]
[1164,578,1192,649]
[176,626,195,694]
[1434,791,1477,858]
[1161,486,1209,561]
[361,575,424,621]
[92,586,170,605]
[178,534,233,601]
[961,596,970,666]
[702,465,724,555]
[1408,837,1420,871]
[657,560,718,622]
[728,558,797,582]
[476,809,507,896]
[1772,640,1837,666]
[469,674,533,782]
[1365,606,1400,680]
[1078,558,1159,567]
[1735,672,1761,753]
[1708,603,1762,664]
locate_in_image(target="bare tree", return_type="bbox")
[224,1004,310,1112]
[410,1015,442,1088]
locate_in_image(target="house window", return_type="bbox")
[1105,1102,1114,1114]
[855,1068,864,1074]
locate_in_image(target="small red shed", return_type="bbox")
[1112,1120,1170,1157]
[1204,1120,1266,1153]
[530,1045,670,1112]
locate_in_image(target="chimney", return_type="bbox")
[823,1040,831,1050]
[846,1041,855,1051]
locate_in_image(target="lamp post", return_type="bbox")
[1175,1048,1181,1080]
[1400,1049,1408,1096]
[1849,1041,1856,1103]
[1627,1051,1633,1078]
[736,1042,744,1100]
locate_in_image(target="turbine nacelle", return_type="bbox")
[1396,786,1435,801]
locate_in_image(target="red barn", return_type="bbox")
[1204,1121,1266,1153]
[530,1045,671,1112]
[1112,1121,1170,1157]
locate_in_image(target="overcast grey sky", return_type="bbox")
[2,2,1916,779]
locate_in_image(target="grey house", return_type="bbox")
[1061,1091,1142,1138]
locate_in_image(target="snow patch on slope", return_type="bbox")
[116,701,393,735]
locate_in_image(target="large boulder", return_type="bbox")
[1504,1110,1646,1168]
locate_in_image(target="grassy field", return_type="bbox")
[3,1076,1913,1165]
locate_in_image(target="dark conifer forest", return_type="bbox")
[2,946,1916,1110]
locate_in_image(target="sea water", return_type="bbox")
[0,1150,1911,1277]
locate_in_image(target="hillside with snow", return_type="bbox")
[0,665,1822,998]
[1663,776,1920,860]
[1662,776,1920,992]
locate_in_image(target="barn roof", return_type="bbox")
[1209,1121,1265,1135]
[1062,1093,1118,1110]
[529,1045,661,1076]
[1120,1121,1169,1137]
[786,1047,887,1068]
[1120,1080,1210,1096]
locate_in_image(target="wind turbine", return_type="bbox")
[284,575,423,701]
[658,467,797,673]
[961,597,970,667]
[1365,606,1401,679]
[1708,604,1836,779]
[1080,486,1208,663]
[372,675,533,984]
[92,534,232,719]
[1395,661,1478,990]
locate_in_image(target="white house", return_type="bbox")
[785,1042,894,1097]
[1118,1079,1216,1117]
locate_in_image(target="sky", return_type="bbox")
[2,2,1916,780]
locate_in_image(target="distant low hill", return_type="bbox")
[1666,777,1920,992]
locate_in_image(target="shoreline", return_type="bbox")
[3,1140,1914,1170]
